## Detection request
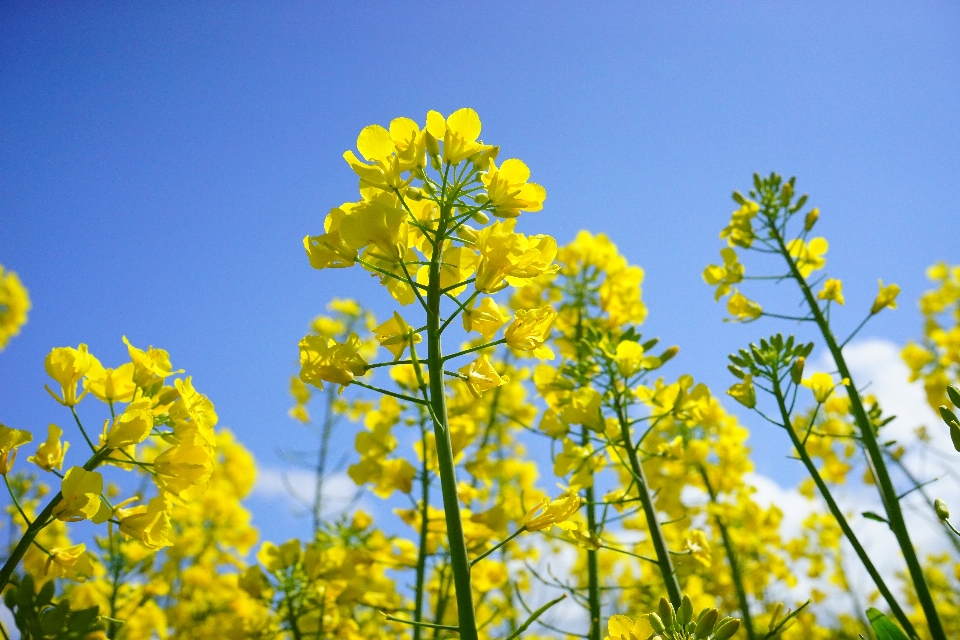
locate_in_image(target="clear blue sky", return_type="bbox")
[2,2,959,544]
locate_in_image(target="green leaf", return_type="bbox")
[862,511,889,524]
[866,608,910,640]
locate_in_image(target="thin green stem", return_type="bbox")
[581,425,602,640]
[413,410,431,640]
[771,225,944,640]
[471,527,524,567]
[426,191,479,640]
[769,368,917,638]
[697,465,757,640]
[441,339,506,363]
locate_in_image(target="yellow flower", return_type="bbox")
[374,311,422,361]
[522,493,580,531]
[560,387,604,431]
[84,361,137,403]
[803,372,845,403]
[703,247,744,300]
[720,196,760,248]
[117,497,173,549]
[53,467,105,522]
[870,279,900,314]
[727,374,756,409]
[303,206,359,270]
[0,423,32,474]
[44,344,95,406]
[417,245,478,296]
[103,398,154,448]
[605,614,649,640]
[787,237,828,277]
[463,297,509,340]
[726,290,762,322]
[817,278,845,305]
[342,117,422,191]
[481,158,546,218]
[153,433,214,497]
[504,305,557,359]
[123,336,180,388]
[425,108,489,165]
[457,355,508,398]
[298,333,368,390]
[338,192,409,263]
[28,424,68,472]
[684,529,712,568]
[475,219,558,293]
[44,543,95,582]
[257,539,302,573]
[0,264,30,351]
[614,340,659,377]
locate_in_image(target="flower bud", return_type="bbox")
[472,211,490,225]
[947,385,960,408]
[694,609,719,638]
[658,597,675,630]
[791,356,805,385]
[648,612,666,635]
[679,596,693,625]
[456,225,479,244]
[405,187,424,201]
[713,618,741,640]
[804,207,819,231]
[935,498,950,521]
[424,131,440,158]
[659,346,680,364]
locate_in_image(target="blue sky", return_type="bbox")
[2,2,959,544]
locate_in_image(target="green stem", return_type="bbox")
[413,410,432,640]
[0,447,111,591]
[426,193,479,640]
[613,374,682,608]
[697,465,756,640]
[771,226,944,640]
[769,371,917,638]
[582,425,602,640]
[313,385,337,536]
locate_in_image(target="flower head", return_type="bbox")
[53,467,106,522]
[504,305,557,359]
[28,424,68,472]
[0,423,32,475]
[374,312,422,361]
[522,493,580,531]
[45,344,95,406]
[481,159,546,218]
[299,333,368,390]
[871,279,900,314]
[457,355,508,398]
[818,278,845,305]
[0,264,30,351]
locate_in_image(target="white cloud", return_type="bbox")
[253,467,360,518]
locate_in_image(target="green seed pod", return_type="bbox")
[471,211,490,225]
[713,618,742,640]
[680,596,693,626]
[694,609,718,638]
[935,498,950,521]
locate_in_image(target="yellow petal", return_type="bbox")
[356,124,394,162]
[445,108,481,140]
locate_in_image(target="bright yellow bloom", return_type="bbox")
[684,529,712,568]
[727,374,757,409]
[720,196,759,248]
[787,237,828,277]
[28,424,69,472]
[0,423,32,474]
[425,108,490,165]
[614,340,658,377]
[338,192,409,263]
[504,305,557,359]
[53,467,105,522]
[804,207,820,231]
[560,387,604,431]
[103,398,154,448]
[257,539,302,573]
[44,344,95,406]
[474,219,558,293]
[462,297,509,340]
[803,372,844,403]
[703,247,744,300]
[0,264,30,350]
[117,497,173,549]
[288,375,312,423]
[84,361,137,403]
[153,433,214,497]
[342,117,423,191]
[44,543,95,582]
[481,158,546,218]
[303,206,359,270]
[457,355,508,398]
[818,278,845,305]
[374,312,422,360]
[123,336,180,388]
[522,493,580,531]
[417,245,478,296]
[605,614,649,640]
[726,290,762,322]
[171,377,219,445]
[870,279,900,314]
[299,332,368,390]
